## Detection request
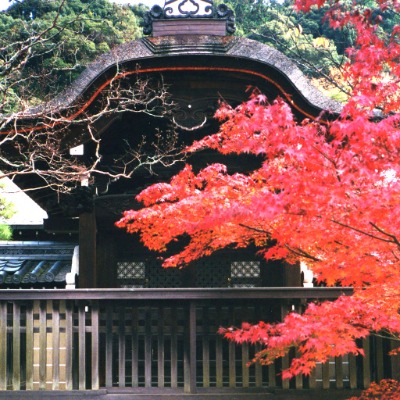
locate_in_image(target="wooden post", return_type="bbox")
[79,211,97,288]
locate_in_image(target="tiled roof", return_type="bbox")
[0,242,76,287]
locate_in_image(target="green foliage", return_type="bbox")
[0,190,14,240]
[214,0,272,36]
[252,8,343,77]
[215,0,344,83]
[0,0,142,111]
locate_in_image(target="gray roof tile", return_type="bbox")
[0,242,75,287]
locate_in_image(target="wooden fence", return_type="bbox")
[0,288,397,394]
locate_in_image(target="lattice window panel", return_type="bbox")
[116,259,262,288]
[117,261,145,288]
[146,260,182,288]
[230,261,261,288]
[194,260,230,288]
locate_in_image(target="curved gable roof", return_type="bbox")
[25,35,341,122]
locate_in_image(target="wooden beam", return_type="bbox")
[0,287,354,301]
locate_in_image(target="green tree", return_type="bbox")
[0,190,14,240]
[0,1,179,194]
[0,0,142,113]
[215,0,348,101]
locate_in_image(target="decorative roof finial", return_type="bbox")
[143,0,236,36]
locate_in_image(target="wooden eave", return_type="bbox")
[1,34,342,136]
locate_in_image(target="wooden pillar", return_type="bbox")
[283,261,302,287]
[96,232,117,288]
[262,259,301,287]
[79,211,97,288]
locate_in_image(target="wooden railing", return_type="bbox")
[0,288,397,393]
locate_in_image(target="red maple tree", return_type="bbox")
[117,0,400,395]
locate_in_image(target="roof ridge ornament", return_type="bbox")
[143,0,236,36]
[165,0,213,17]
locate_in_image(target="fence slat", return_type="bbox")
[228,341,236,387]
[363,338,371,389]
[255,343,262,388]
[189,302,197,393]
[65,301,73,390]
[25,303,34,390]
[91,301,99,390]
[78,303,86,390]
[216,307,223,388]
[105,305,113,387]
[170,307,178,388]
[375,336,384,382]
[390,338,400,380]
[295,350,303,389]
[184,306,190,393]
[39,301,47,390]
[144,308,152,388]
[308,366,316,389]
[202,307,210,388]
[157,307,165,388]
[268,361,277,388]
[228,305,236,388]
[281,354,290,389]
[0,302,6,390]
[349,354,357,389]
[322,360,330,389]
[242,342,249,388]
[131,307,138,387]
[118,307,126,387]
[52,301,60,390]
[12,302,21,390]
[335,356,344,389]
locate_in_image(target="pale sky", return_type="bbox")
[0,0,165,12]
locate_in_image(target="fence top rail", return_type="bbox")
[0,287,353,301]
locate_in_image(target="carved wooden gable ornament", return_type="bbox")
[143,0,236,36]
